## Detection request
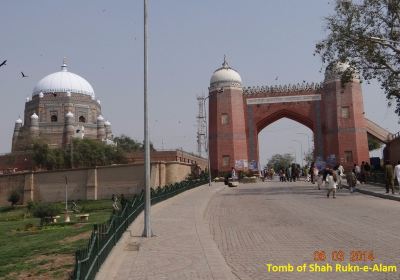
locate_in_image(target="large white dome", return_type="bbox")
[210,57,242,87]
[32,60,95,98]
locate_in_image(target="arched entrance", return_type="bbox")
[208,58,369,175]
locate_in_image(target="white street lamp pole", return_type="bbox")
[292,140,303,166]
[202,96,212,186]
[296,133,310,153]
[143,0,152,238]
[289,146,297,163]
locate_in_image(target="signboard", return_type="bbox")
[235,159,248,170]
[247,94,321,105]
[249,160,258,171]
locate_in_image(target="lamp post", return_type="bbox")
[292,140,303,166]
[202,96,212,187]
[296,133,311,154]
[202,88,224,186]
[289,146,297,163]
[143,0,152,238]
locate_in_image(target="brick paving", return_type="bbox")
[96,184,237,280]
[206,180,400,280]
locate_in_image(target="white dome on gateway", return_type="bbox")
[32,58,95,98]
[210,56,242,88]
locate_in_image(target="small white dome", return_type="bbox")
[31,113,39,119]
[104,120,111,126]
[65,111,74,118]
[97,99,101,104]
[32,59,95,98]
[26,97,30,102]
[325,61,359,82]
[15,118,22,124]
[66,91,71,97]
[210,56,242,87]
[97,115,104,121]
[39,92,44,98]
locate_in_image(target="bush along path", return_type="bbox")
[72,175,208,280]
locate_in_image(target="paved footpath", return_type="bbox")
[207,181,400,280]
[96,184,237,280]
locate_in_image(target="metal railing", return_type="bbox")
[72,175,207,280]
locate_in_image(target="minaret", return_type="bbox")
[12,117,23,152]
[97,115,106,140]
[208,56,248,175]
[104,120,112,139]
[64,111,75,146]
[322,62,369,169]
[30,113,39,139]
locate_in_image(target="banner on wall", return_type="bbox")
[235,159,248,170]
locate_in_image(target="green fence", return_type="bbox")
[72,176,207,280]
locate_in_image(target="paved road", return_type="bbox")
[96,184,236,280]
[206,181,400,280]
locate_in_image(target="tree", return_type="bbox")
[368,135,382,151]
[267,153,295,172]
[113,135,143,152]
[7,191,20,207]
[316,0,400,115]
[304,150,314,167]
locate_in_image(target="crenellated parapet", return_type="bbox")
[243,82,323,95]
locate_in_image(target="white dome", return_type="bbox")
[104,120,111,126]
[97,115,104,121]
[31,113,39,119]
[65,111,74,118]
[325,61,359,82]
[32,59,95,98]
[15,118,22,124]
[210,57,242,87]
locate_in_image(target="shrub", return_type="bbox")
[7,191,21,207]
[30,203,62,226]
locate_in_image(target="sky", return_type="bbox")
[0,0,398,167]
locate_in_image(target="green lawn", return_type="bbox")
[0,200,114,280]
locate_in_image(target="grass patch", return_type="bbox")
[0,199,114,279]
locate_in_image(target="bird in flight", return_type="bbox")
[21,72,28,78]
[0,60,6,67]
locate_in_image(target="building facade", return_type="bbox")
[12,59,112,151]
[208,57,370,175]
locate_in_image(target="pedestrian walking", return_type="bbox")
[316,171,323,190]
[310,162,315,184]
[326,170,337,198]
[346,171,357,193]
[394,161,400,194]
[354,163,361,183]
[384,160,395,194]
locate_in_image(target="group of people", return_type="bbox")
[277,163,301,182]
[310,163,346,199]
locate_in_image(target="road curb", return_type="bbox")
[342,184,400,202]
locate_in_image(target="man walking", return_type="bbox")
[384,160,395,194]
[395,161,400,194]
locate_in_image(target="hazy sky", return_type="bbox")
[0,1,398,166]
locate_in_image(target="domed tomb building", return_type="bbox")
[12,59,113,151]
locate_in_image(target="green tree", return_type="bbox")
[304,150,314,167]
[32,141,50,169]
[368,135,382,151]
[267,153,295,172]
[114,135,143,152]
[316,0,400,115]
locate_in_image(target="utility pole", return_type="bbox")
[143,0,152,238]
